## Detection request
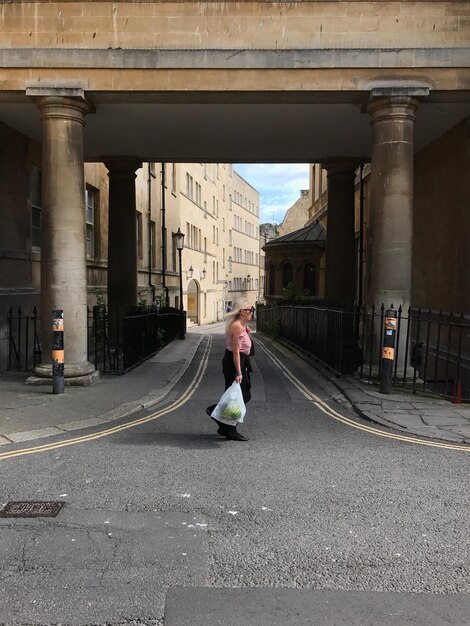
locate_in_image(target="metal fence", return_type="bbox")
[257,303,470,403]
[87,306,182,374]
[6,306,42,371]
[4,306,182,375]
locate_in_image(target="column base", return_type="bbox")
[26,361,100,386]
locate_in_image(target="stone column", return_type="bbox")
[367,95,420,311]
[324,161,357,310]
[27,89,98,384]
[105,158,142,320]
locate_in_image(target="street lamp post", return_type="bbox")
[174,228,186,340]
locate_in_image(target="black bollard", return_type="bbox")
[52,309,64,394]
[380,308,397,394]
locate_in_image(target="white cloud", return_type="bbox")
[234,164,310,224]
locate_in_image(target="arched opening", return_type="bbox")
[282,263,293,289]
[268,263,275,296]
[304,263,316,295]
[187,279,199,324]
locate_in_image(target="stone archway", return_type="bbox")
[187,280,200,325]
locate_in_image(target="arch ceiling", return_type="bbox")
[0,94,468,163]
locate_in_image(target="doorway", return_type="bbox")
[187,280,199,324]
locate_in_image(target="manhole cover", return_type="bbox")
[0,501,64,518]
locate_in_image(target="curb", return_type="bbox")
[262,334,470,446]
[1,335,204,446]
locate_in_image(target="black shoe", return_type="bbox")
[206,404,217,417]
[209,413,229,437]
[226,426,249,441]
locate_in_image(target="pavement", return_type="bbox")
[0,323,469,447]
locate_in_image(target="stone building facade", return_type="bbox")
[0,0,468,382]
[0,122,260,370]
[272,138,470,315]
[278,190,311,238]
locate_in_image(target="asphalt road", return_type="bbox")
[1,333,469,625]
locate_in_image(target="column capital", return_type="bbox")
[104,157,143,178]
[323,159,359,178]
[367,95,421,126]
[26,87,93,123]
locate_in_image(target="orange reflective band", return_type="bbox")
[382,347,395,360]
[52,350,64,364]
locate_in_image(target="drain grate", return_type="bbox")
[0,501,65,518]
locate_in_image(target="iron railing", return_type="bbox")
[5,306,42,371]
[257,304,470,402]
[3,306,182,374]
[87,306,182,374]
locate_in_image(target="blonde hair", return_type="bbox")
[225,298,251,331]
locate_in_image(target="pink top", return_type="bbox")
[226,326,252,355]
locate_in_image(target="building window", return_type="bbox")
[186,173,193,200]
[195,182,202,206]
[268,263,275,295]
[136,212,143,261]
[304,264,316,295]
[282,263,293,289]
[150,220,157,268]
[30,165,42,250]
[85,187,95,259]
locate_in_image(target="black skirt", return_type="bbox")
[222,349,252,404]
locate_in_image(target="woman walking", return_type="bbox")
[207,301,254,441]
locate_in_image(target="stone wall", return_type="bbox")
[278,190,310,238]
[0,122,41,291]
[1,1,467,51]
[413,117,470,313]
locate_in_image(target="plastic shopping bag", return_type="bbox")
[211,381,246,425]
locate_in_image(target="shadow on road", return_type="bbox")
[112,430,230,449]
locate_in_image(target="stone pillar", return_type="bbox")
[324,161,357,310]
[27,89,98,384]
[367,95,420,311]
[105,158,142,320]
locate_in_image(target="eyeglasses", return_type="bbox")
[241,309,252,312]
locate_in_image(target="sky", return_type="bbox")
[234,164,310,225]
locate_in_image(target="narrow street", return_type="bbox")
[1,331,469,625]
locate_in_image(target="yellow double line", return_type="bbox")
[0,337,212,462]
[255,338,470,453]
[2,333,468,461]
